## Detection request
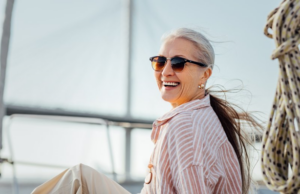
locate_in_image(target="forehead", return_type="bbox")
[159,38,198,59]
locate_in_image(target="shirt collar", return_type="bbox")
[153,94,211,128]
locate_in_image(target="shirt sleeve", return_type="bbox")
[176,165,213,194]
[213,141,242,194]
[175,142,242,194]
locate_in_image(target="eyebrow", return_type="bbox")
[174,54,187,58]
[158,54,187,58]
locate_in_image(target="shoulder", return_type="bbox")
[164,112,194,171]
[165,105,228,155]
[190,105,224,135]
[166,111,193,137]
[163,105,229,163]
[165,112,194,153]
[190,106,228,165]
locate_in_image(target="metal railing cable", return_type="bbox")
[262,0,300,193]
[5,114,117,194]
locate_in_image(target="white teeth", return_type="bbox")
[163,82,179,86]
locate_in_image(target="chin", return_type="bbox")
[161,94,177,103]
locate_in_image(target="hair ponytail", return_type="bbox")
[207,87,263,194]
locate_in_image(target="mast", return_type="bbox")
[0,0,15,187]
[0,0,14,151]
[125,0,133,118]
[124,0,133,180]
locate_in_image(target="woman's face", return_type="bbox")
[155,38,212,108]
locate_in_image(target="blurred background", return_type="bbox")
[0,0,283,193]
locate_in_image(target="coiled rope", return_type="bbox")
[262,0,300,193]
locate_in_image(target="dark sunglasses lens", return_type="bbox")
[171,57,185,72]
[151,56,166,71]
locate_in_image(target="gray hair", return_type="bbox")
[161,28,215,69]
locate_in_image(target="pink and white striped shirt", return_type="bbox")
[140,94,242,194]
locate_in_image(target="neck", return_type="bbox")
[170,90,206,108]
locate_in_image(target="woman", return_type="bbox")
[32,28,261,194]
[140,28,262,194]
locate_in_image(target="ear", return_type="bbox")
[200,67,212,82]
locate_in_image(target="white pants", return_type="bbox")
[31,164,131,194]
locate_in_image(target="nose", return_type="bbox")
[161,59,174,77]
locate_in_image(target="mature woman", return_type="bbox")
[32,28,261,194]
[141,28,254,194]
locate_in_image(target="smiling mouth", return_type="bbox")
[163,82,180,87]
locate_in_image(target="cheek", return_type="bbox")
[181,81,197,93]
[154,72,161,87]
[178,69,201,92]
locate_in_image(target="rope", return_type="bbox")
[262,0,300,193]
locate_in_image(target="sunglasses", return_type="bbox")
[149,56,208,72]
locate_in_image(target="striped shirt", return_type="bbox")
[140,94,242,194]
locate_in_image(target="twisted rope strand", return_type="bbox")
[262,0,300,193]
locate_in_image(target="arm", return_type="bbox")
[213,142,242,194]
[175,142,242,194]
[176,165,212,194]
